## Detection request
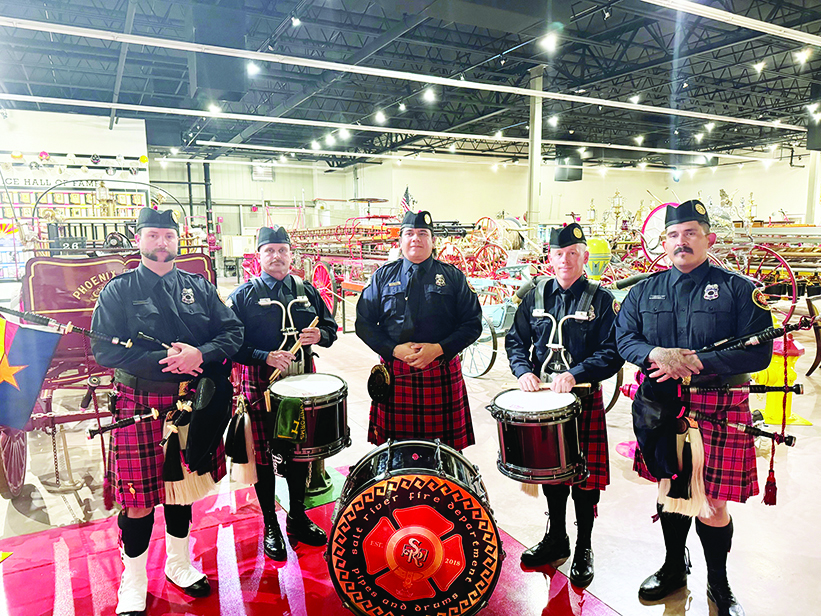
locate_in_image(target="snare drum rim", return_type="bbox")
[489,389,581,424]
[269,373,349,407]
[337,439,491,523]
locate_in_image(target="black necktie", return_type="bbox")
[400,264,420,342]
[271,280,287,304]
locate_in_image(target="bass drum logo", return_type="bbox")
[329,474,502,616]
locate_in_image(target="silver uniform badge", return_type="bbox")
[435,274,446,287]
[703,284,719,301]
[181,287,195,305]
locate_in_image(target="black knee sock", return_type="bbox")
[572,487,600,550]
[254,462,278,523]
[118,509,155,558]
[286,461,309,516]
[696,517,733,588]
[542,484,571,537]
[164,504,192,539]
[658,503,692,571]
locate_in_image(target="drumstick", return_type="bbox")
[500,382,592,391]
[269,316,320,384]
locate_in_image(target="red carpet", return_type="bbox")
[0,487,620,615]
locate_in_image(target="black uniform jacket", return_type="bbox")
[91,264,243,382]
[615,260,773,376]
[355,256,482,361]
[227,271,337,366]
[505,275,623,383]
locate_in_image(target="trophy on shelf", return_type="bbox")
[94,181,116,216]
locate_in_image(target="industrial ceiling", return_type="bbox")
[1,0,820,170]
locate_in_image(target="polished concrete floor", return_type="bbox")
[1,284,819,616]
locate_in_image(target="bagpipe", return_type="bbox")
[633,317,814,516]
[84,330,234,477]
[0,304,132,348]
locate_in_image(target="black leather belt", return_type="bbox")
[689,373,750,387]
[114,369,188,396]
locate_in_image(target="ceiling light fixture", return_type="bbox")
[423,88,436,102]
[398,102,407,112]
[208,103,221,114]
[754,61,766,73]
[291,16,301,27]
[807,103,819,113]
[795,49,811,64]
[339,127,351,139]
[494,130,503,139]
[375,110,387,124]
[170,147,179,155]
[682,82,689,88]
[694,133,704,143]
[634,135,644,145]
[705,122,715,132]
[0,18,806,133]
[547,115,559,127]
[325,134,336,146]
[448,143,456,152]
[311,140,320,150]
[247,63,260,76]
[629,95,640,104]
[539,32,558,53]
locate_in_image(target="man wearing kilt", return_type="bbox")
[615,200,773,616]
[505,222,623,587]
[355,210,482,451]
[227,225,337,561]
[91,207,243,616]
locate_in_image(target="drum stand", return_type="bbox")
[305,459,334,498]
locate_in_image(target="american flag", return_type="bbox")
[399,186,413,212]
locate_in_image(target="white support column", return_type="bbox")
[805,150,821,224]
[526,65,545,245]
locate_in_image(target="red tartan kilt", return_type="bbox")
[572,387,609,490]
[633,389,758,503]
[105,384,226,509]
[239,363,277,466]
[368,355,475,451]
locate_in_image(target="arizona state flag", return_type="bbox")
[0,316,61,430]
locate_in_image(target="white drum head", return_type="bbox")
[270,373,345,397]
[493,389,577,413]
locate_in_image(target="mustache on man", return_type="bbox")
[674,246,694,255]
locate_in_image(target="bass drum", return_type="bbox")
[327,440,504,616]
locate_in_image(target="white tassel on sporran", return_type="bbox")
[657,421,713,518]
[231,413,258,486]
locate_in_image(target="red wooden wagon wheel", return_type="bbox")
[438,242,468,271]
[0,426,28,498]
[470,242,507,277]
[725,244,797,323]
[640,202,677,261]
[312,261,338,318]
[472,217,502,245]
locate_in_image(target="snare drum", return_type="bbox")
[268,373,350,462]
[488,389,587,484]
[327,440,503,616]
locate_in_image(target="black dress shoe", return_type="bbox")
[569,548,594,587]
[263,521,287,561]
[707,582,745,616]
[165,574,211,598]
[520,533,570,568]
[638,565,687,601]
[286,512,327,547]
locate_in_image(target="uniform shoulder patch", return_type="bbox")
[752,287,771,311]
[612,298,620,314]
